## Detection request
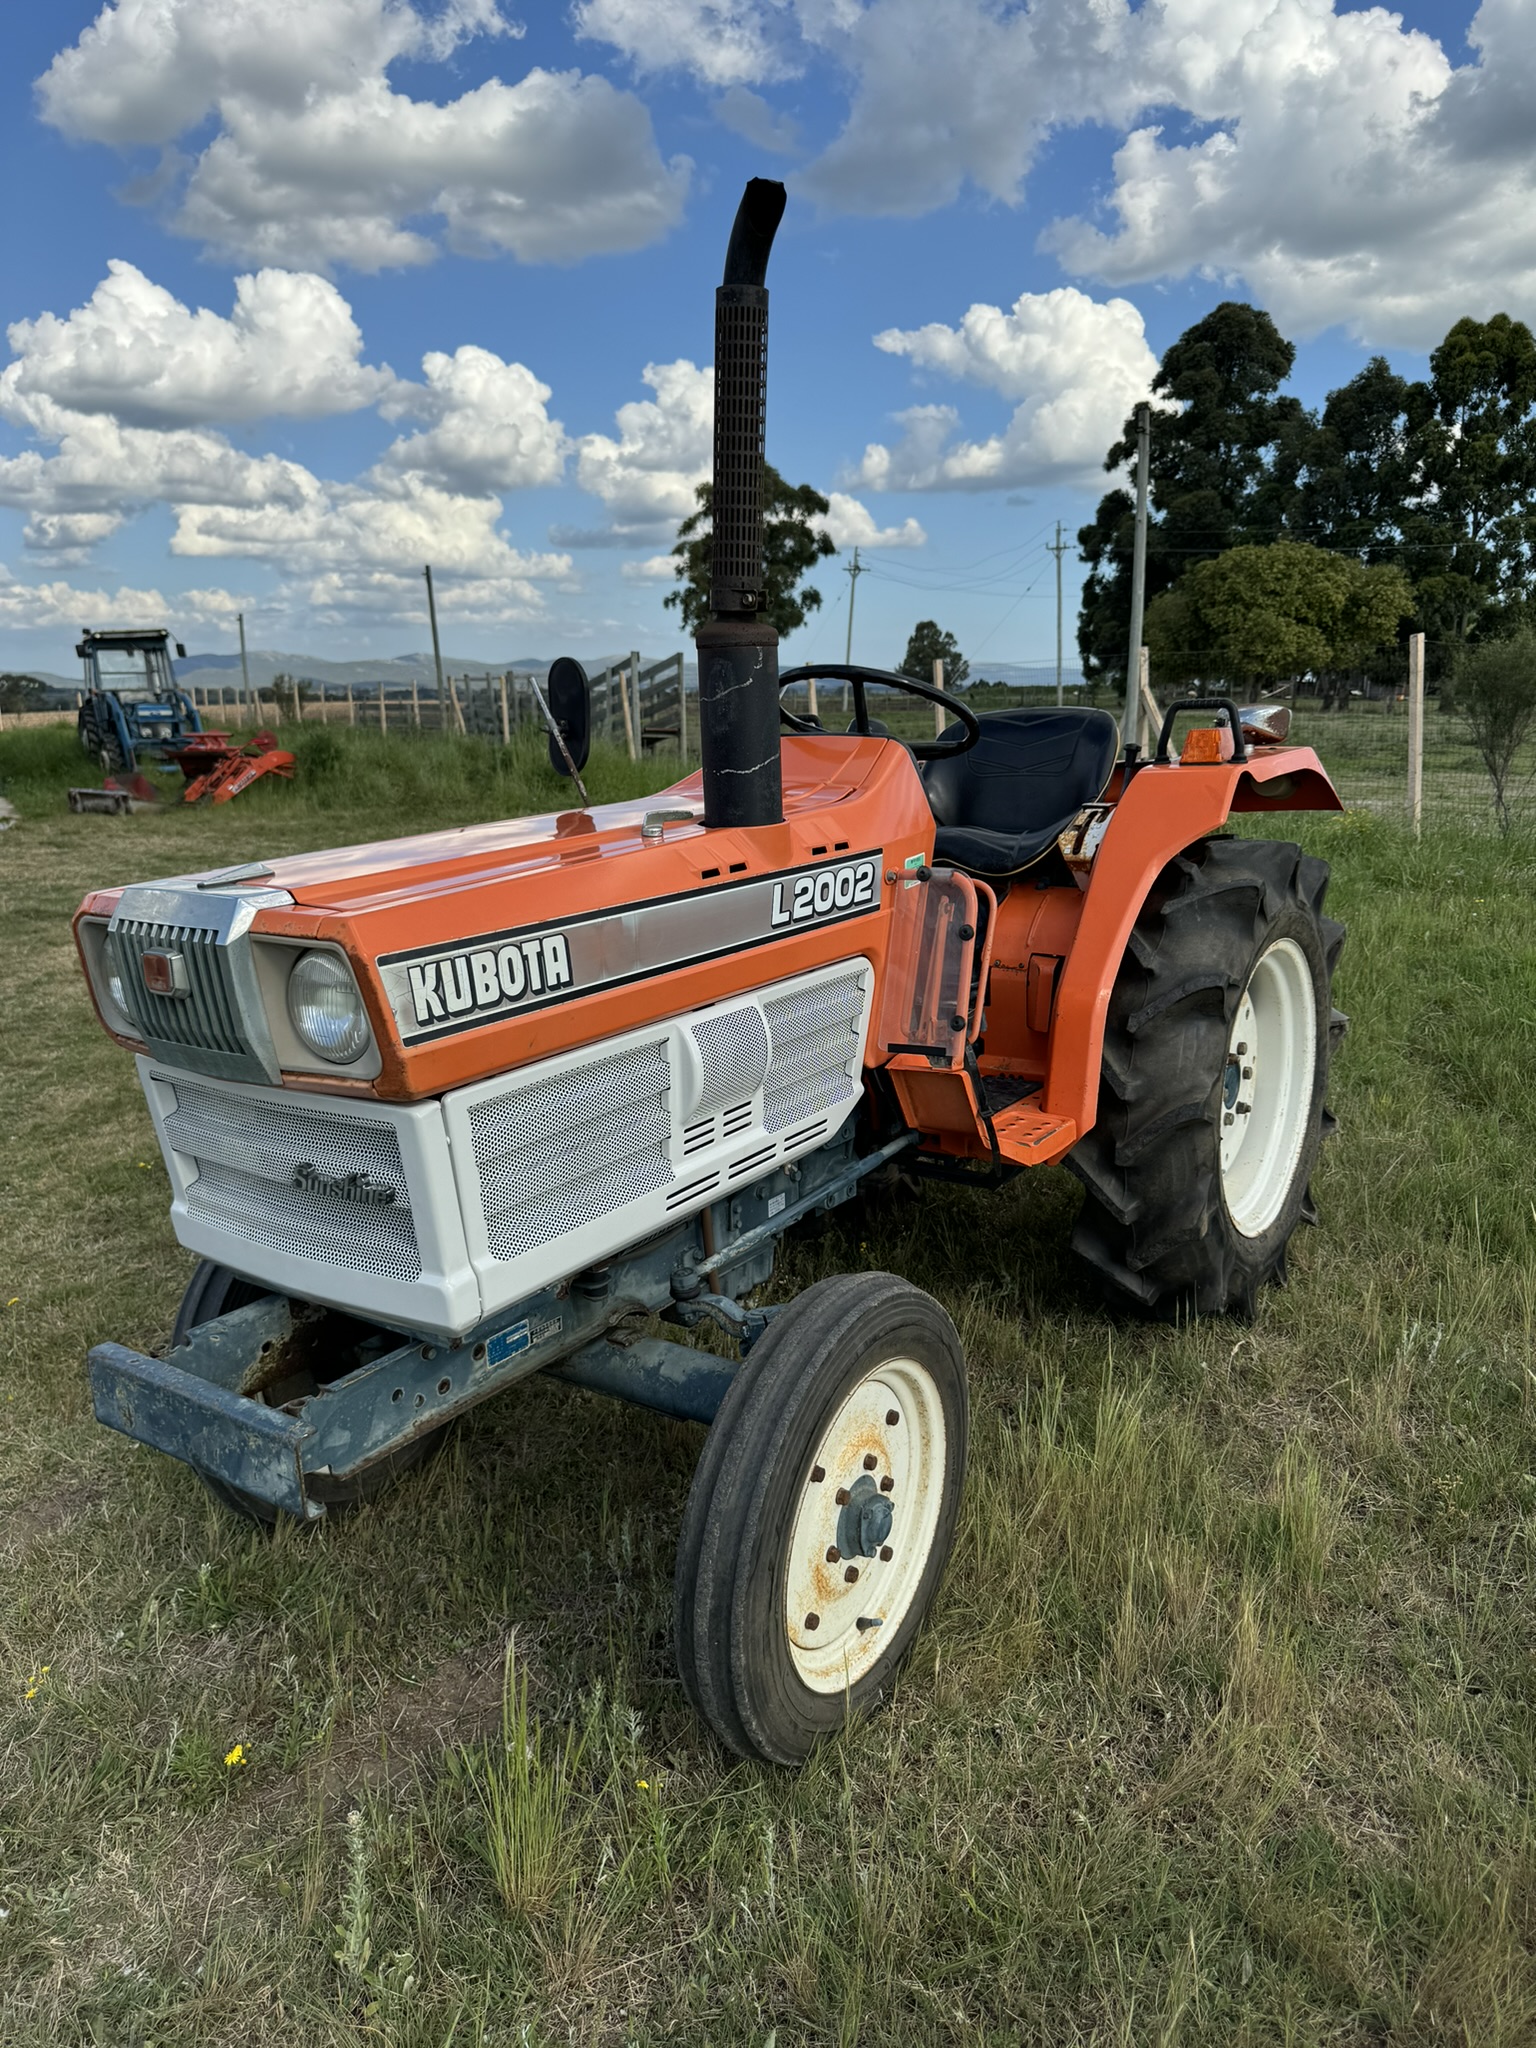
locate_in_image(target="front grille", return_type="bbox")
[690,1006,769,1118]
[762,971,864,1135]
[469,1040,674,1263]
[163,1078,422,1281]
[111,919,243,1055]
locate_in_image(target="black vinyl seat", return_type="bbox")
[920,707,1119,878]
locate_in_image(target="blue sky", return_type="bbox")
[0,0,1521,676]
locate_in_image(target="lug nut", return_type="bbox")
[1236,1041,1248,1055]
[1224,1112,1235,1126]
[835,1486,850,1505]
[1237,1103,1252,1116]
[886,1410,900,1426]
[844,1565,860,1584]
[811,1465,825,1483]
[879,1475,894,1493]
[863,1452,878,1471]
[879,1545,893,1562]
[826,1545,840,1563]
[1242,1066,1253,1080]
[804,1613,820,1631]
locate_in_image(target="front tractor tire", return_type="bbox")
[1068,837,1346,1320]
[674,1273,968,1765]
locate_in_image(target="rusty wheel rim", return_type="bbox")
[783,1354,946,1693]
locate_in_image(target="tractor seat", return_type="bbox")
[921,707,1119,878]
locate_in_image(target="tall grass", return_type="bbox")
[2,740,1536,2042]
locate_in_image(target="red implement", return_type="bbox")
[167,730,296,804]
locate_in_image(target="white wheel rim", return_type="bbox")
[1219,936,1317,1239]
[783,1356,947,1694]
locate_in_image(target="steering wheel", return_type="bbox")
[777,663,980,761]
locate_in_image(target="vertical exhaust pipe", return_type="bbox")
[696,178,787,831]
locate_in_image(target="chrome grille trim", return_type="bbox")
[109,881,289,1084]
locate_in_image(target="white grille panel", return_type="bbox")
[763,971,865,1135]
[470,1040,673,1262]
[162,1077,422,1281]
[689,1007,769,1118]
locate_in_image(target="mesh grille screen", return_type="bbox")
[111,920,244,1054]
[711,289,768,604]
[763,971,864,1136]
[470,1040,674,1263]
[163,1079,421,1280]
[690,1006,769,1119]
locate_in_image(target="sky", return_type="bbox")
[0,0,1524,678]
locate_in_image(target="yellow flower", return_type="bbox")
[5,1298,17,1309]
[636,1779,650,1791]
[224,1743,246,1769]
[23,1686,37,1700]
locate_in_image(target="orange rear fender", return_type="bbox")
[1041,746,1341,1144]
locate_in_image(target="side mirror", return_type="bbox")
[545,657,591,776]
[176,642,187,659]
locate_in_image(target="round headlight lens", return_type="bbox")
[287,950,371,1064]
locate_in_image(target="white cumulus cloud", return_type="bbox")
[819,492,925,548]
[574,0,800,88]
[5,262,396,428]
[37,0,690,271]
[0,563,248,632]
[856,286,1157,491]
[377,349,568,493]
[574,359,714,532]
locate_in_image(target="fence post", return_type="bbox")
[379,685,388,734]
[677,653,687,758]
[1407,631,1425,837]
[347,682,355,728]
[932,657,946,739]
[411,677,420,730]
[448,674,465,735]
[500,672,511,745]
[619,661,638,760]
[631,648,643,752]
[1137,647,1161,753]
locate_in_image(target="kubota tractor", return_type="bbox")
[76,184,1346,1765]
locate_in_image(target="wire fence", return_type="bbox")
[187,644,1536,836]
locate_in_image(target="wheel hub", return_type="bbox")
[837,1473,894,1558]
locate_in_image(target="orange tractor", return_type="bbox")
[76,184,1345,1764]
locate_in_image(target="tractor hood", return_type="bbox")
[76,734,936,1102]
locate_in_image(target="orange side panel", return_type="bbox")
[1039,745,1340,1147]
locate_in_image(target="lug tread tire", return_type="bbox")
[673,1272,967,1766]
[1067,838,1346,1319]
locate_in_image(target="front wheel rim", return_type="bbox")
[782,1355,947,1694]
[1219,936,1317,1239]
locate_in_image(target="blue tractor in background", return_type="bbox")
[76,626,201,773]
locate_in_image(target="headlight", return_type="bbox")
[286,950,371,1064]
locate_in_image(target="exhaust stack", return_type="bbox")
[696,178,787,831]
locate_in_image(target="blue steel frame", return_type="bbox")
[89,1129,918,1519]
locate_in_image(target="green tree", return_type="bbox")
[1442,628,1536,833]
[1077,303,1309,681]
[664,464,837,637]
[1145,541,1412,694]
[1402,314,1536,652]
[0,673,49,713]
[898,620,969,688]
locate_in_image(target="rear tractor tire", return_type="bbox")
[674,1272,968,1765]
[172,1260,444,1526]
[1068,837,1346,1319]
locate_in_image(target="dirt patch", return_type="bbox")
[0,1479,105,1558]
[315,1632,510,1803]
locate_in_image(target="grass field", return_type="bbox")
[3,724,1536,2045]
